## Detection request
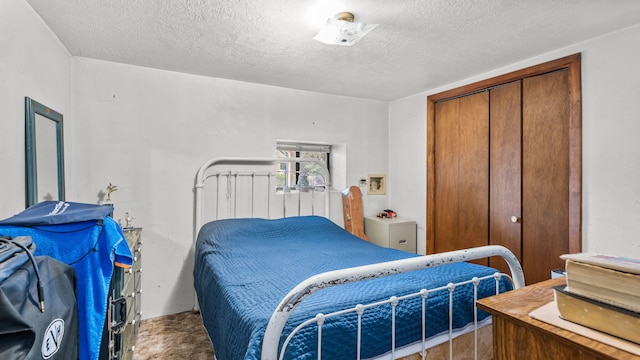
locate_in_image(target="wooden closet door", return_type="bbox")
[522,70,570,284]
[489,81,522,274]
[434,92,489,262]
[428,54,581,285]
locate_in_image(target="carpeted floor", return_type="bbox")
[131,311,492,360]
[133,311,214,360]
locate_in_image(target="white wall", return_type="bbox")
[387,97,426,252]
[69,58,390,317]
[0,0,72,218]
[390,24,640,258]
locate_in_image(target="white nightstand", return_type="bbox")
[364,217,417,253]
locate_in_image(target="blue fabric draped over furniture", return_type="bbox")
[194,216,510,360]
[0,201,133,360]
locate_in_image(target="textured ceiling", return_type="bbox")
[25,0,640,101]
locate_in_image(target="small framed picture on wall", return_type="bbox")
[367,174,386,195]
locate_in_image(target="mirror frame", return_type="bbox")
[25,97,65,207]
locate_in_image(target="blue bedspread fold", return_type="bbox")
[194,216,510,360]
[0,201,132,360]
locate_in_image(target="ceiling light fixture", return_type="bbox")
[313,12,378,46]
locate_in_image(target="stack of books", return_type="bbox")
[554,252,640,344]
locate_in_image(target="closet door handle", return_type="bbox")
[510,216,520,223]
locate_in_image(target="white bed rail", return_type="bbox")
[262,245,524,360]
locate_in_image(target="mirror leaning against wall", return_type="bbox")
[25,97,65,208]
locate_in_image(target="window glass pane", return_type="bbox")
[298,151,327,187]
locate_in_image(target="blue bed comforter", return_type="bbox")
[194,216,509,360]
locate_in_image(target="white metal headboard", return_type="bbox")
[194,157,331,234]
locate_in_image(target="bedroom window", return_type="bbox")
[275,141,330,191]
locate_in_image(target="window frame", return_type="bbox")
[275,142,331,191]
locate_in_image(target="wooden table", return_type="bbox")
[477,278,640,359]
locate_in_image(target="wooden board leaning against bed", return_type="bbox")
[192,157,525,360]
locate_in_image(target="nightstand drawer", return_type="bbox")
[364,217,417,253]
[388,225,416,253]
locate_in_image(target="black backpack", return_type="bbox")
[0,236,78,359]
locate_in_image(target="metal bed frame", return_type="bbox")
[194,157,331,226]
[193,157,525,360]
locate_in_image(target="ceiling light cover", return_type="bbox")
[313,13,378,46]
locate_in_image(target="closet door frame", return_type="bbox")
[426,53,582,255]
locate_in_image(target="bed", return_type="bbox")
[192,157,524,360]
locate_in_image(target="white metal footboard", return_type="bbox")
[262,245,524,360]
